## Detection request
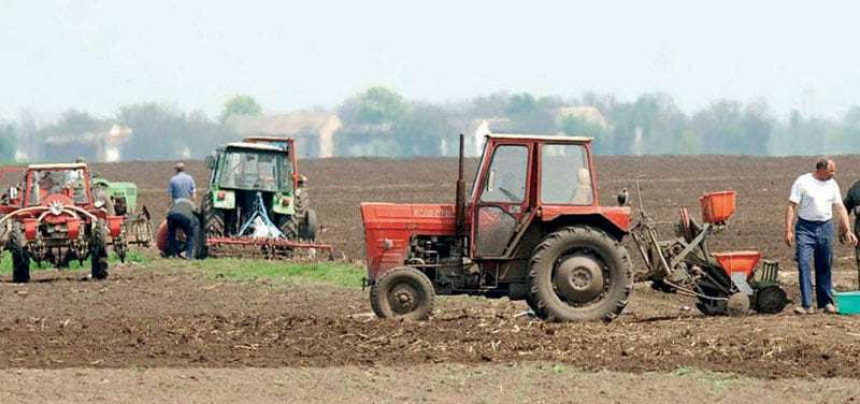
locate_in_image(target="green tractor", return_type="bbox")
[198,137,320,258]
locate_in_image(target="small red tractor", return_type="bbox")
[361,134,633,321]
[0,163,152,283]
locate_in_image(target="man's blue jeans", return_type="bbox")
[795,218,834,309]
[167,212,199,259]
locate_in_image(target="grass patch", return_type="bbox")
[0,250,148,275]
[191,258,365,288]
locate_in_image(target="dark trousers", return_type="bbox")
[795,218,834,308]
[167,212,199,259]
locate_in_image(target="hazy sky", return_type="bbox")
[2,0,859,121]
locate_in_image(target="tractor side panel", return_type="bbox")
[361,203,456,281]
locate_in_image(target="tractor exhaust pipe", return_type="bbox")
[455,134,466,242]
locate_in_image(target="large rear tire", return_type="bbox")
[10,222,30,283]
[527,226,633,322]
[283,187,312,241]
[370,267,435,321]
[200,193,224,258]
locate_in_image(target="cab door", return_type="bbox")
[472,143,532,258]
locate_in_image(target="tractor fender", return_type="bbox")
[540,205,630,238]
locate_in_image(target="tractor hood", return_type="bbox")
[361,203,456,278]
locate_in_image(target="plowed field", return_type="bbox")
[3,156,860,403]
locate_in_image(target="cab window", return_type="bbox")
[540,144,593,205]
[480,145,528,204]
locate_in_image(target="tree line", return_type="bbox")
[2,88,860,161]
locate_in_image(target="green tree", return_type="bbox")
[692,100,773,155]
[394,104,455,157]
[504,93,561,132]
[221,95,262,122]
[354,86,409,124]
[118,103,189,160]
[558,115,613,154]
[0,123,17,161]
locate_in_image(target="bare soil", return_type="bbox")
[2,156,858,401]
[3,364,859,404]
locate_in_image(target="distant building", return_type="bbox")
[224,112,343,158]
[37,124,132,162]
[462,118,511,157]
[554,106,608,129]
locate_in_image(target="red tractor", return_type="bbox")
[0,163,147,283]
[361,134,633,322]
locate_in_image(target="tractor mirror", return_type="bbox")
[486,170,496,192]
[205,155,215,170]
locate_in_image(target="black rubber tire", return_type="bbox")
[10,222,30,283]
[527,226,633,322]
[524,293,545,317]
[294,187,310,221]
[199,193,224,258]
[280,214,299,240]
[370,267,435,321]
[202,193,225,236]
[90,220,109,280]
[753,285,789,314]
[300,209,318,241]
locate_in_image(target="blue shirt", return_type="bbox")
[167,172,196,201]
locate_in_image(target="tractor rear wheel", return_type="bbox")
[370,267,435,321]
[9,222,30,283]
[527,226,633,322]
[200,193,224,258]
[90,220,109,280]
[283,188,314,241]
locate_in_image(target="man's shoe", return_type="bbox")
[794,306,814,315]
[824,303,838,314]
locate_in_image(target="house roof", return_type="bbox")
[224,112,342,137]
[555,106,608,128]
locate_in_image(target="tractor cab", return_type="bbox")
[213,143,290,194]
[23,163,94,208]
[361,134,633,322]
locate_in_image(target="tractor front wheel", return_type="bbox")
[90,220,109,280]
[370,267,435,321]
[9,223,30,283]
[527,226,633,322]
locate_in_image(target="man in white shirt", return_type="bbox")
[785,158,858,314]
